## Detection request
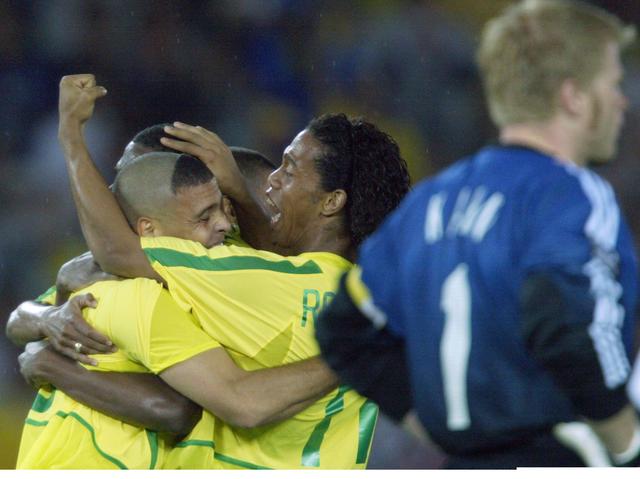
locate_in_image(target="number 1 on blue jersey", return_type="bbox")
[440,263,472,430]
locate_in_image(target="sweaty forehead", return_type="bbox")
[175,180,222,208]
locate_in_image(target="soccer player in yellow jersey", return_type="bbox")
[33,74,410,468]
[8,151,338,469]
[7,126,299,469]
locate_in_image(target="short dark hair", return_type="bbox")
[132,123,176,152]
[308,113,410,247]
[171,154,214,194]
[113,152,214,227]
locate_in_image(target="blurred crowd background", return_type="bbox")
[2,0,640,469]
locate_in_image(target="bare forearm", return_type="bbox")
[261,396,320,424]
[162,351,339,429]
[6,302,49,346]
[58,121,154,279]
[38,354,200,434]
[231,357,339,427]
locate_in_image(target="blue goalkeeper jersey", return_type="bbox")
[356,145,638,453]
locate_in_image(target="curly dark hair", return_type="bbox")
[308,113,410,247]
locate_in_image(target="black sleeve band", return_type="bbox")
[520,271,629,420]
[316,273,412,421]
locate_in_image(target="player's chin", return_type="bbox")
[590,144,617,164]
[587,133,618,164]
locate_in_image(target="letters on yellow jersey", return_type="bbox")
[300,289,336,327]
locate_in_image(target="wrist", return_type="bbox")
[58,120,84,146]
[24,350,55,387]
[38,305,59,337]
[56,273,71,302]
[612,424,640,466]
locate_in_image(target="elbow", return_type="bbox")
[4,309,22,346]
[6,309,25,346]
[232,413,265,429]
[96,247,155,281]
[144,395,202,436]
[92,247,129,277]
[218,403,271,429]
[223,414,263,430]
[167,401,203,436]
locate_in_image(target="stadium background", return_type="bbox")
[1,0,640,469]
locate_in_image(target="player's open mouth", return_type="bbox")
[265,194,277,209]
[265,192,281,226]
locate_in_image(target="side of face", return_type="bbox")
[141,179,231,248]
[265,129,327,251]
[585,41,627,163]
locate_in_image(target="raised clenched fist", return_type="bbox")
[58,74,108,125]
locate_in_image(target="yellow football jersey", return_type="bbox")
[17,278,219,469]
[141,236,378,469]
[36,285,57,305]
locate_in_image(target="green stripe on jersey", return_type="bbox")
[35,285,57,303]
[174,440,273,469]
[144,248,322,274]
[301,385,349,467]
[24,418,49,427]
[146,430,159,469]
[174,439,215,448]
[55,410,128,469]
[31,389,56,413]
[356,400,378,464]
[214,452,272,470]
[24,409,159,469]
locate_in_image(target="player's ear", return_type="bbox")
[321,189,347,217]
[222,196,237,224]
[558,78,588,117]
[137,217,156,237]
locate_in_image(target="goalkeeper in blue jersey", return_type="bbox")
[317,0,640,468]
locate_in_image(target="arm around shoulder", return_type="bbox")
[19,343,200,436]
[160,348,338,429]
[57,75,160,281]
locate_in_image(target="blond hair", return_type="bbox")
[477,0,635,128]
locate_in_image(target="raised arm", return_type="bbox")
[19,342,200,436]
[57,74,159,281]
